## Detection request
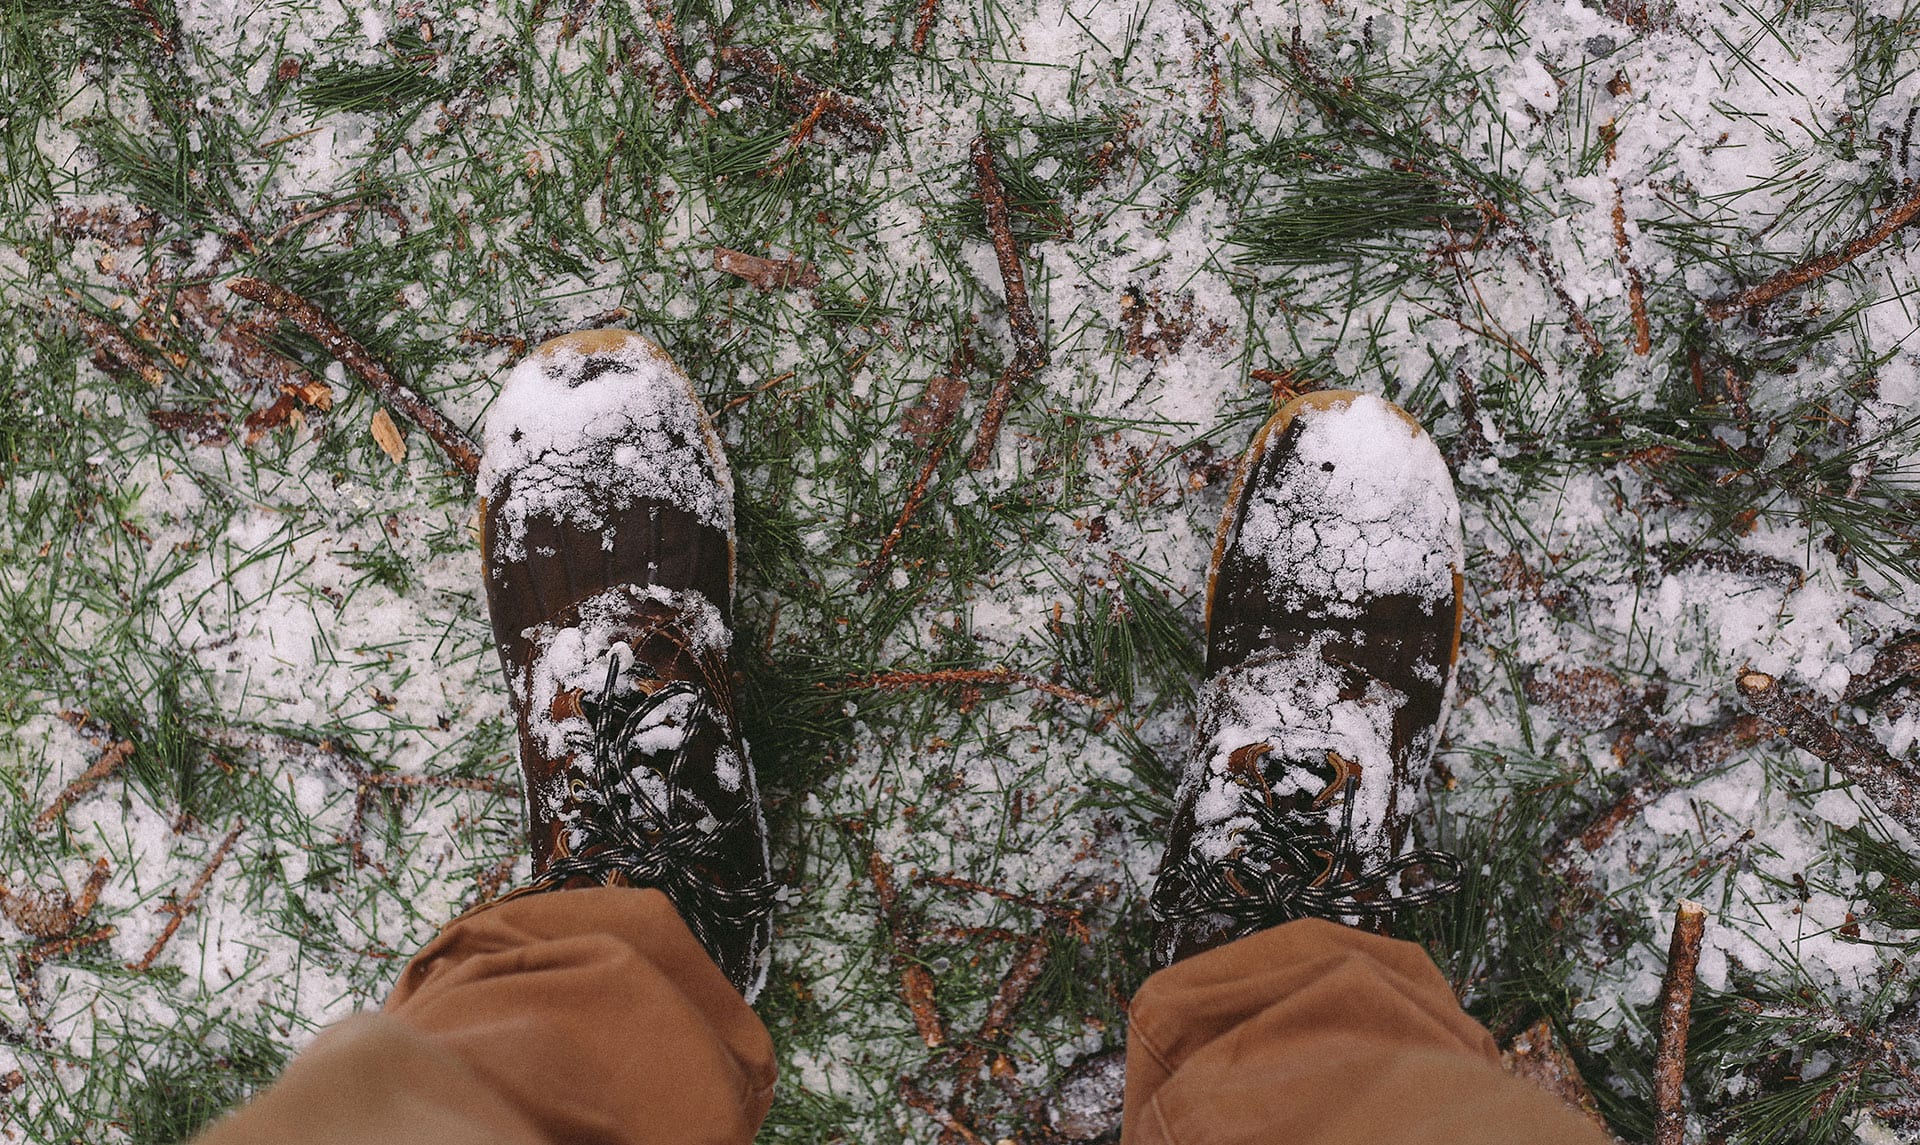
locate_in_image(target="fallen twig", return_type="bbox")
[1553,713,1767,861]
[718,371,799,418]
[0,859,112,939]
[34,740,135,832]
[1502,1018,1611,1137]
[712,247,820,291]
[1653,900,1707,1145]
[1613,183,1651,355]
[1737,670,1920,835]
[966,134,1050,471]
[910,0,941,52]
[867,850,949,1048]
[1499,223,1605,357]
[918,872,1092,940]
[1707,181,1920,320]
[17,926,118,981]
[226,277,481,478]
[719,47,885,144]
[899,1077,988,1145]
[833,667,1112,714]
[128,820,245,972]
[948,934,1051,1122]
[641,0,717,116]
[1844,630,1920,702]
[858,444,947,594]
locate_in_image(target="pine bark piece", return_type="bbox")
[711,247,821,291]
[1737,670,1920,835]
[370,407,408,462]
[965,134,1049,471]
[226,277,481,478]
[1706,181,1920,321]
[1653,900,1707,1145]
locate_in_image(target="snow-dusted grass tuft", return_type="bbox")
[4,0,1920,1139]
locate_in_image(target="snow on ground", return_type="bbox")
[3,0,1919,1137]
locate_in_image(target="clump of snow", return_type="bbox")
[1186,638,1417,860]
[1228,394,1463,618]
[479,334,733,561]
[517,584,740,828]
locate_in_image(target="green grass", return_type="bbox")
[4,0,1920,1139]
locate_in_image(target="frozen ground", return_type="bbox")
[2,0,1920,1138]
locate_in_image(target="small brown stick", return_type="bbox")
[774,94,834,167]
[858,444,947,594]
[966,135,1050,471]
[364,772,510,795]
[835,667,1111,714]
[712,248,820,291]
[1844,630,1920,701]
[899,1077,988,1145]
[1500,224,1605,357]
[1613,183,1652,355]
[18,926,118,976]
[1707,181,1920,320]
[459,328,530,357]
[226,277,481,477]
[127,820,245,972]
[918,873,1091,940]
[718,47,885,143]
[1738,670,1920,834]
[867,849,949,1048]
[642,0,718,116]
[1653,900,1707,1145]
[718,370,799,418]
[33,740,135,832]
[911,0,941,51]
[948,934,1052,1119]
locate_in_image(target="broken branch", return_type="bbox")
[966,134,1049,471]
[34,740,135,832]
[1706,182,1920,321]
[833,667,1112,714]
[1737,670,1920,835]
[225,277,481,478]
[1653,900,1707,1145]
[128,820,245,972]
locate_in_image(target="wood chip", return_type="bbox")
[712,247,821,291]
[371,407,407,463]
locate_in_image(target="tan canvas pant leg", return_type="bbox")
[195,886,775,1145]
[1121,918,1611,1145]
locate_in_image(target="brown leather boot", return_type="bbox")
[478,330,773,998]
[1149,391,1465,967]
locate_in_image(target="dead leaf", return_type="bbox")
[370,408,407,463]
[900,375,968,447]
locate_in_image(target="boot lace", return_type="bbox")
[1156,774,1463,934]
[532,656,774,956]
